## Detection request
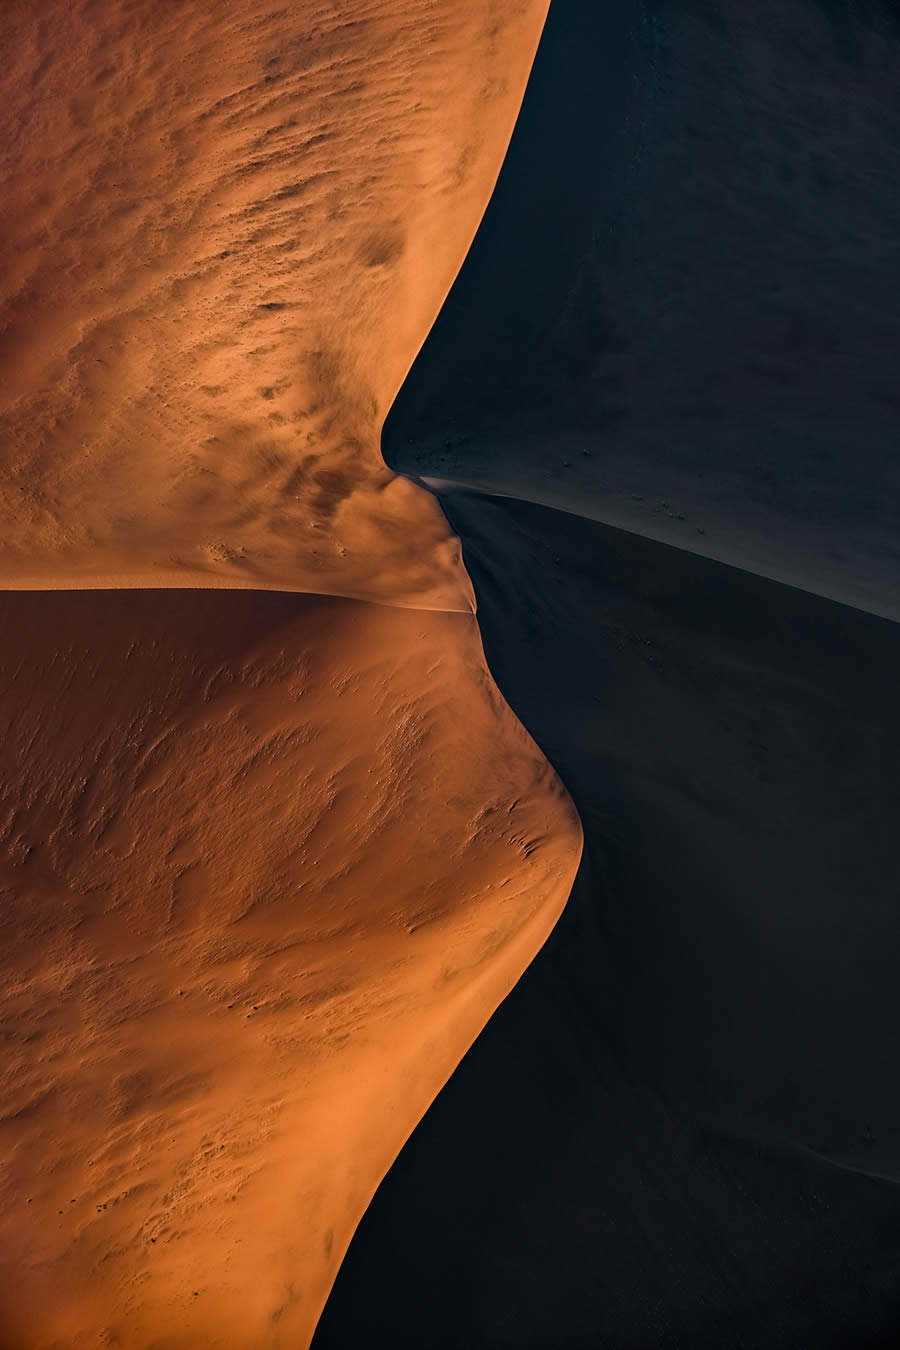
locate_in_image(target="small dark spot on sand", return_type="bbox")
[258,302,286,311]
[357,227,406,268]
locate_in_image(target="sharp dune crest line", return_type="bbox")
[0,4,583,1347]
[3,0,543,611]
[0,591,581,1349]
[319,5,900,1348]
[417,474,900,624]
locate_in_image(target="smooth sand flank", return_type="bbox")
[1,0,549,608]
[0,589,581,1348]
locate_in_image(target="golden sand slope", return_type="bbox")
[0,4,583,1345]
[0,589,581,1348]
[1,0,548,606]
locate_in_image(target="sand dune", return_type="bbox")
[388,0,900,621]
[316,2,900,1346]
[0,588,579,1347]
[9,0,899,1344]
[317,492,900,1350]
[1,0,550,607]
[1,3,588,1345]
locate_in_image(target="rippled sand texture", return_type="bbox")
[1,0,549,606]
[1,3,584,1347]
[0,593,580,1349]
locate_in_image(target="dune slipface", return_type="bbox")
[1,3,584,1347]
[391,0,900,621]
[316,493,900,1350]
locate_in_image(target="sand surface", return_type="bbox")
[390,0,900,621]
[8,0,900,1345]
[1,3,587,1346]
[1,0,550,607]
[0,590,579,1348]
[315,3,900,1346]
[317,494,900,1350]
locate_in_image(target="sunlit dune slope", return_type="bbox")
[0,4,586,1345]
[0,588,581,1349]
[0,0,548,605]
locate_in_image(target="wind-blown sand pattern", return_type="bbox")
[1,3,583,1347]
[1,0,548,606]
[0,590,578,1347]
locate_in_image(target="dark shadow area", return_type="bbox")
[385,0,900,619]
[315,496,900,1349]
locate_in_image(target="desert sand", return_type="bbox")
[393,1,900,622]
[7,0,900,1346]
[1,2,585,1347]
[0,589,579,1347]
[1,0,550,606]
[318,496,900,1349]
[315,3,900,1348]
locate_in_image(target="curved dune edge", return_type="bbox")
[386,0,900,627]
[314,4,900,1346]
[417,474,900,625]
[314,485,900,1350]
[1,4,585,1347]
[0,591,581,1349]
[0,0,553,614]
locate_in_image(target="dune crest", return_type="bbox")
[1,0,549,609]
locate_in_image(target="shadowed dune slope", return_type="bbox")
[0,0,550,606]
[387,0,900,620]
[316,6,900,1343]
[0,588,580,1349]
[315,493,900,1350]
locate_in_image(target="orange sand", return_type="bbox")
[0,3,583,1346]
[1,0,547,607]
[0,591,580,1348]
